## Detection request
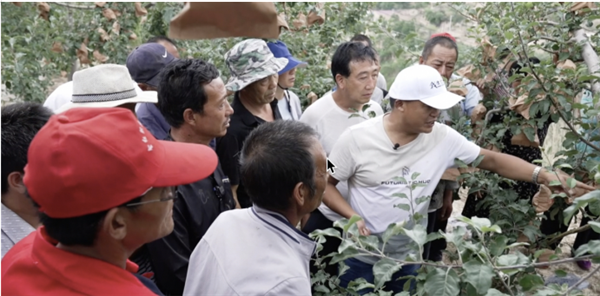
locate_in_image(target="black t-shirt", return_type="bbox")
[138,135,235,296]
[216,92,281,208]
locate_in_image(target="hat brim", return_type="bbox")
[152,140,218,188]
[420,91,465,110]
[226,57,289,92]
[56,91,158,114]
[278,56,307,75]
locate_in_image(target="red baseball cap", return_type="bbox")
[23,107,218,218]
[430,32,456,42]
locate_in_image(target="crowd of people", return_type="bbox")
[1,31,597,295]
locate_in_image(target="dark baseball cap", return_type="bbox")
[126,43,177,88]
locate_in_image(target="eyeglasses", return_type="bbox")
[124,187,178,207]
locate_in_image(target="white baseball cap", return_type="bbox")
[388,64,464,110]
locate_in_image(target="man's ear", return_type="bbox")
[103,208,127,241]
[418,56,424,65]
[292,182,306,208]
[396,99,407,112]
[7,172,26,195]
[335,74,346,90]
[182,108,196,125]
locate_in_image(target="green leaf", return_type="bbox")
[481,225,502,234]
[330,246,360,264]
[471,216,492,230]
[485,288,509,296]
[338,239,357,253]
[361,103,371,112]
[463,261,494,294]
[554,269,568,277]
[382,222,407,244]
[344,215,363,233]
[589,221,600,234]
[392,192,409,199]
[411,172,421,180]
[519,274,545,291]
[310,227,342,240]
[488,235,509,256]
[401,224,427,247]
[566,177,577,189]
[424,268,460,296]
[563,204,579,226]
[548,180,563,187]
[373,258,403,290]
[347,277,375,292]
[394,203,411,211]
[415,195,430,205]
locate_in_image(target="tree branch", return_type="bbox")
[574,29,600,97]
[52,2,96,10]
[564,264,600,295]
[511,2,600,153]
[446,4,479,23]
[531,36,571,44]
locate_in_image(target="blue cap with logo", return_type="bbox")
[267,40,307,75]
[126,43,177,88]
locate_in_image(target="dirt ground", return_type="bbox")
[446,120,599,294]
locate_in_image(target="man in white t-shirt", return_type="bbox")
[325,64,594,294]
[299,41,383,277]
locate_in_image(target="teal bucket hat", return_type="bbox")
[224,39,289,92]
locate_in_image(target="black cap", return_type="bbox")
[126,43,177,88]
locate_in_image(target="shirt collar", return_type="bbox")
[251,205,316,258]
[233,92,282,127]
[1,203,35,246]
[30,227,150,295]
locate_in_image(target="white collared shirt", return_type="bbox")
[183,206,316,296]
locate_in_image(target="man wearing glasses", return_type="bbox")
[136,58,236,295]
[1,107,219,295]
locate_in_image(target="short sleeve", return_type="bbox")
[328,128,359,182]
[462,78,482,117]
[443,125,481,168]
[216,134,240,186]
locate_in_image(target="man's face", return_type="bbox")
[194,77,233,138]
[157,40,180,58]
[303,138,327,213]
[338,59,379,105]
[397,100,441,134]
[242,74,278,105]
[122,187,176,244]
[278,67,297,89]
[420,44,457,81]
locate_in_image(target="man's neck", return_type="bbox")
[239,93,272,117]
[57,241,131,270]
[170,126,213,146]
[275,87,285,101]
[383,112,420,146]
[332,89,363,112]
[1,195,40,228]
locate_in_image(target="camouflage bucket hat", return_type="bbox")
[224,39,289,92]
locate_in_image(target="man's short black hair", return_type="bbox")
[509,57,541,77]
[350,34,373,48]
[240,120,318,211]
[331,41,378,82]
[1,103,52,195]
[147,35,178,47]
[421,36,458,61]
[158,59,220,128]
[33,190,142,246]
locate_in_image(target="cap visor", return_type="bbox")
[56,92,158,113]
[278,56,307,75]
[420,91,465,110]
[153,141,218,187]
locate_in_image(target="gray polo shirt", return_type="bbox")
[1,203,35,258]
